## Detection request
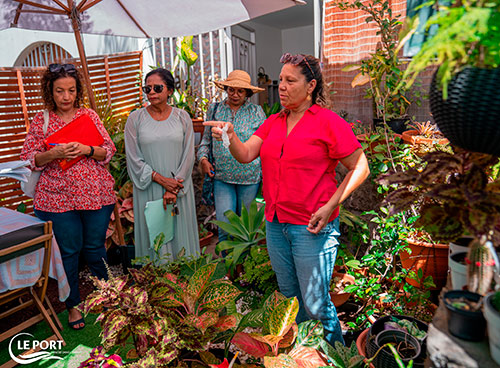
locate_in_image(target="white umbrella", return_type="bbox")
[0,0,305,108]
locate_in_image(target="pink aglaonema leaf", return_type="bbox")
[262,291,287,332]
[208,358,229,368]
[186,263,217,300]
[184,310,218,333]
[199,282,241,310]
[214,315,238,331]
[263,354,298,368]
[278,323,298,348]
[288,345,328,368]
[232,332,271,358]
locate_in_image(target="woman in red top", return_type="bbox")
[205,54,369,345]
[20,64,116,330]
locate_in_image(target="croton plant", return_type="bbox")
[81,262,241,367]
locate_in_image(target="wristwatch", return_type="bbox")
[86,146,94,158]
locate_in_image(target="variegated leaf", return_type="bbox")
[351,72,371,88]
[184,310,218,333]
[187,263,217,299]
[263,354,298,368]
[232,332,271,358]
[262,291,287,332]
[288,345,328,368]
[199,282,242,310]
[208,358,229,368]
[214,315,238,331]
[269,297,299,337]
[237,308,264,332]
[250,333,284,347]
[199,351,220,365]
[126,348,138,360]
[278,323,298,348]
[295,320,324,348]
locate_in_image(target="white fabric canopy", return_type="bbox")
[0,0,303,38]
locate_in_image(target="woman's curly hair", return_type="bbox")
[40,65,84,111]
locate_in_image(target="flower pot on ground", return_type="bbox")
[443,290,486,341]
[356,328,375,368]
[373,118,409,135]
[366,315,427,368]
[330,271,356,307]
[449,252,467,291]
[484,292,500,365]
[199,231,214,248]
[401,129,449,147]
[400,235,449,290]
[374,329,421,368]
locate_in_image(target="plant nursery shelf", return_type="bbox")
[425,286,499,368]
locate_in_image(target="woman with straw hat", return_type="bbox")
[197,70,266,244]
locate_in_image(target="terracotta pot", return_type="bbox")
[199,231,214,248]
[329,272,355,307]
[400,237,449,290]
[192,118,204,134]
[356,328,375,368]
[401,129,449,146]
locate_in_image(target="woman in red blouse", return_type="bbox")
[205,54,369,345]
[20,64,116,330]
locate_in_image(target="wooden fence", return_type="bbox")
[0,51,143,213]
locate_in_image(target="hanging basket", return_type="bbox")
[429,67,500,156]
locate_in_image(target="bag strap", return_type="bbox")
[42,110,49,136]
[208,102,220,162]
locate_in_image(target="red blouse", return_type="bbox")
[254,104,361,225]
[20,108,116,213]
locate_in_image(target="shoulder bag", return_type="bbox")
[201,102,220,206]
[21,110,49,198]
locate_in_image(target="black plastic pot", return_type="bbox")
[366,315,427,368]
[373,118,409,134]
[429,67,500,156]
[373,330,421,368]
[443,290,486,341]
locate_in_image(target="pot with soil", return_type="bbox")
[449,236,474,256]
[374,330,421,368]
[449,252,467,290]
[330,271,356,307]
[443,290,486,341]
[484,291,500,365]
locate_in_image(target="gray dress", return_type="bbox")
[124,107,199,261]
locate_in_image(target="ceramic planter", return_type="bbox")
[443,290,486,341]
[449,252,467,290]
[400,237,449,290]
[449,236,474,256]
[484,292,500,365]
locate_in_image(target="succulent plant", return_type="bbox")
[467,237,495,295]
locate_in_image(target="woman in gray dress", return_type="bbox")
[125,68,199,261]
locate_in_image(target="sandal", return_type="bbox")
[68,317,85,330]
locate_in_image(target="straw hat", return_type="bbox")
[213,70,264,93]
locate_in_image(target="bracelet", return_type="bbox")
[199,157,208,162]
[152,171,157,181]
[86,146,94,158]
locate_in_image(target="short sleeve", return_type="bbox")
[254,114,275,140]
[323,111,361,159]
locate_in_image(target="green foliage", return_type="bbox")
[337,0,423,120]
[378,149,500,243]
[262,102,281,118]
[319,341,365,368]
[402,0,500,98]
[238,244,279,298]
[213,200,266,274]
[492,291,500,312]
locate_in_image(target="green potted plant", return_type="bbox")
[337,0,424,133]
[400,0,500,155]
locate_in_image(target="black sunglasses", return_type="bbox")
[48,63,77,74]
[280,53,315,78]
[142,84,165,94]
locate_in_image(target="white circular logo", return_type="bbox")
[9,333,64,365]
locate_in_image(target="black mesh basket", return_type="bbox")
[429,67,500,156]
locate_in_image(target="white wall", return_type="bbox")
[0,28,144,67]
[242,21,283,82]
[281,25,314,56]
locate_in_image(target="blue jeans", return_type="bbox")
[266,216,344,346]
[213,180,260,243]
[35,204,115,309]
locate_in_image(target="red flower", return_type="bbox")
[208,358,229,368]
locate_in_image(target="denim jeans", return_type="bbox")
[35,204,115,309]
[213,179,260,242]
[266,216,344,346]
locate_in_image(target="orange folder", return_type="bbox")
[44,114,104,170]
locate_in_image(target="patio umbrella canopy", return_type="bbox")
[0,0,305,108]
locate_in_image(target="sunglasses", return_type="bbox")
[142,84,165,94]
[280,53,315,79]
[49,63,77,74]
